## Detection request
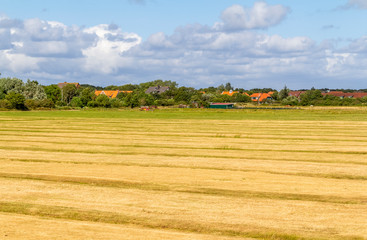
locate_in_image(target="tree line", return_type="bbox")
[1,76,367,110]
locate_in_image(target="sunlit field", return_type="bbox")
[0,108,366,240]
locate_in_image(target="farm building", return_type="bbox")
[209,103,235,109]
[95,90,133,99]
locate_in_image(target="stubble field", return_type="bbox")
[0,108,366,240]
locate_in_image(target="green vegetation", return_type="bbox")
[1,107,367,121]
[2,74,367,111]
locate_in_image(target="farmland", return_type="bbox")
[0,108,366,240]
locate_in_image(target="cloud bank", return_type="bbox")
[347,0,367,9]
[1,2,367,89]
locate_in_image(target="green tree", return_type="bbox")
[44,85,61,103]
[70,97,83,108]
[173,87,196,104]
[300,89,323,106]
[23,80,47,100]
[281,96,299,106]
[95,95,111,108]
[217,84,225,93]
[62,84,77,104]
[278,86,289,100]
[225,82,233,91]
[233,93,250,103]
[80,87,95,106]
[139,80,178,90]
[5,92,26,110]
[0,77,24,94]
[110,98,123,108]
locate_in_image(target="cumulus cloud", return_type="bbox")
[82,24,141,74]
[1,2,367,89]
[0,15,141,82]
[216,2,289,31]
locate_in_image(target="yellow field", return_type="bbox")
[0,110,366,240]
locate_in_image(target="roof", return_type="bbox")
[58,82,80,89]
[250,93,272,102]
[221,91,239,96]
[289,91,306,98]
[145,86,170,94]
[95,90,120,99]
[352,92,367,98]
[322,91,367,98]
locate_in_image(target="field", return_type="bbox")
[0,108,366,240]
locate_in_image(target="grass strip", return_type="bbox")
[0,172,365,204]
[1,145,367,167]
[2,158,367,181]
[0,201,361,240]
[2,141,367,157]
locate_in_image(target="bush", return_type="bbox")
[87,101,98,108]
[24,99,55,109]
[56,100,67,107]
[281,96,299,106]
[39,99,55,108]
[70,97,83,108]
[95,95,111,108]
[5,92,26,110]
[0,99,12,109]
[25,99,38,109]
[110,98,123,108]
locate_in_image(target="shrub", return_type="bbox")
[0,99,12,109]
[39,99,55,108]
[87,101,98,108]
[5,92,26,110]
[110,98,123,108]
[95,95,111,108]
[56,101,67,107]
[70,97,83,108]
[25,99,38,109]
[281,96,299,106]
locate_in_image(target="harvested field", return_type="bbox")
[0,109,366,240]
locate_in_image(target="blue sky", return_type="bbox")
[1,0,367,89]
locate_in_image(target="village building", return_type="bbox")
[58,82,80,89]
[221,90,239,96]
[322,91,367,99]
[94,90,133,99]
[250,92,273,103]
[289,91,306,99]
[145,86,170,94]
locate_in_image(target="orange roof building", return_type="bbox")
[95,90,132,99]
[250,93,273,102]
[221,90,239,96]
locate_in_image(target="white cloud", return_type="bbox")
[217,2,289,31]
[82,24,141,74]
[1,3,367,89]
[347,0,367,9]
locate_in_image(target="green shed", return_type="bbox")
[209,103,235,109]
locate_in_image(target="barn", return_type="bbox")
[209,103,235,109]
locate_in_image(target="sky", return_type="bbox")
[1,0,367,89]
